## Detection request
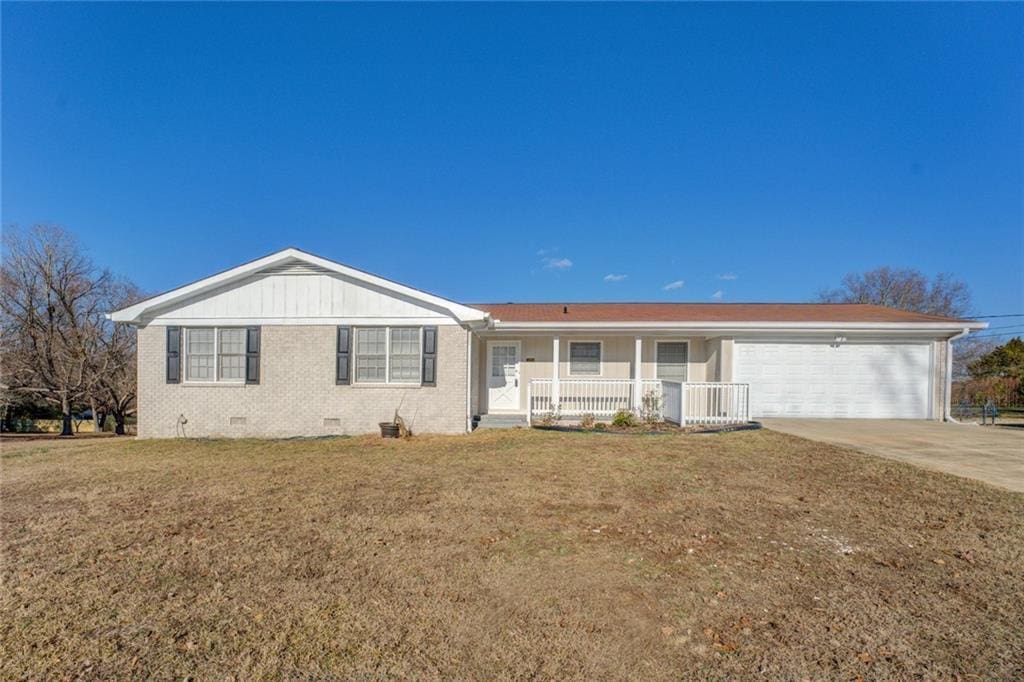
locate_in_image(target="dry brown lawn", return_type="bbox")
[2,429,1022,680]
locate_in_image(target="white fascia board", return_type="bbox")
[139,317,463,327]
[109,248,489,325]
[489,320,988,335]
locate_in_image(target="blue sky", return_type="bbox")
[3,3,1022,324]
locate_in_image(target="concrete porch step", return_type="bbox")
[474,414,529,430]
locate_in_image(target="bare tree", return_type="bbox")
[951,336,998,382]
[89,279,142,434]
[817,267,972,319]
[0,225,114,436]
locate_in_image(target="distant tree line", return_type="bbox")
[954,338,1024,407]
[818,266,1021,406]
[1,225,142,435]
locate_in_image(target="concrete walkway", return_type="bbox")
[761,419,1024,493]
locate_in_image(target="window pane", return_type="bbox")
[187,353,214,380]
[185,329,214,380]
[491,345,517,377]
[356,328,386,355]
[354,328,387,382]
[219,329,246,355]
[355,355,386,382]
[389,328,421,383]
[187,328,214,355]
[389,328,420,355]
[570,342,601,376]
[214,328,246,381]
[389,355,420,382]
[219,354,245,380]
[657,342,688,381]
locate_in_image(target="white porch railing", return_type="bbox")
[528,379,661,418]
[528,379,750,426]
[661,381,750,425]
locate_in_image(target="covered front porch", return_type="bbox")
[471,333,750,426]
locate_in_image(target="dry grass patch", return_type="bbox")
[2,429,1022,679]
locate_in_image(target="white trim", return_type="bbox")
[466,330,473,432]
[654,339,691,382]
[567,340,604,377]
[109,248,489,325]
[551,336,560,408]
[929,341,936,420]
[944,327,972,422]
[141,317,461,327]
[352,325,423,386]
[491,321,987,333]
[633,336,642,411]
[182,326,247,385]
[486,339,522,413]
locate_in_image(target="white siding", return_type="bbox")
[147,268,455,324]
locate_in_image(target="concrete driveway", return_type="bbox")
[761,419,1024,493]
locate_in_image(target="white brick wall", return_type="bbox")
[137,325,469,438]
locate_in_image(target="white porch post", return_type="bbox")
[633,336,643,412]
[551,336,560,410]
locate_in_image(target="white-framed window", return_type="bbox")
[389,328,421,383]
[218,329,247,380]
[184,327,246,383]
[355,328,387,383]
[354,327,422,384]
[656,340,689,382]
[568,341,602,376]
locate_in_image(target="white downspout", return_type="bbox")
[944,327,971,423]
[466,328,473,432]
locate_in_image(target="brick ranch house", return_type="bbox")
[110,248,986,438]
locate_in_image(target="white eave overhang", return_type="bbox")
[486,320,988,336]
[108,247,491,326]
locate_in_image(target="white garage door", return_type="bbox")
[734,341,932,419]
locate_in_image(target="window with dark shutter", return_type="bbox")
[336,326,351,385]
[166,326,181,384]
[422,326,437,386]
[245,327,261,384]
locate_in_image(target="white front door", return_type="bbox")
[487,341,521,412]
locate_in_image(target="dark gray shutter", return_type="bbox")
[245,327,261,384]
[336,326,351,385]
[422,326,437,386]
[166,326,181,384]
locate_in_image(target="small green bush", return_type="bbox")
[593,422,608,431]
[611,410,638,428]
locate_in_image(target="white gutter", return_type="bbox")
[944,326,973,423]
[489,320,987,333]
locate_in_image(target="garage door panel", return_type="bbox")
[735,342,931,419]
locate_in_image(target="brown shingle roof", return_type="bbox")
[469,303,973,324]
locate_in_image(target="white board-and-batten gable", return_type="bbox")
[109,248,488,327]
